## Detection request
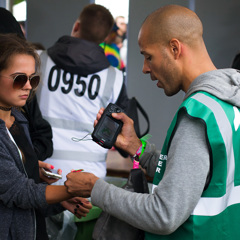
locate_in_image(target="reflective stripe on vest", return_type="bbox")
[100,66,117,108]
[51,150,106,162]
[44,116,93,132]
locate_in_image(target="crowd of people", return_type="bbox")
[0,3,240,240]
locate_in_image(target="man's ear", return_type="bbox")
[71,20,81,37]
[169,38,181,59]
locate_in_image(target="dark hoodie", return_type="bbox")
[48,35,110,76]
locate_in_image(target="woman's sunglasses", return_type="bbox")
[0,74,40,90]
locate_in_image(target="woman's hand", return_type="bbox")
[38,161,62,184]
[61,197,92,219]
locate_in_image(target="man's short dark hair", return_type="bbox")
[79,4,114,44]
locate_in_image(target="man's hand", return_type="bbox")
[65,172,99,198]
[61,197,92,219]
[94,108,141,156]
[38,161,62,184]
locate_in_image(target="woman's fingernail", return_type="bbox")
[51,165,54,169]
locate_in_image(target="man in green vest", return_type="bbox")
[65,4,240,239]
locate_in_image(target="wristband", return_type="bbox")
[132,155,139,169]
[131,143,142,169]
[135,143,142,156]
[131,138,147,159]
[139,138,146,157]
[132,137,148,169]
[131,143,142,158]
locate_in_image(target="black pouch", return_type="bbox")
[92,169,149,240]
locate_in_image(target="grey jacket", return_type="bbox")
[91,69,240,235]
[0,109,64,240]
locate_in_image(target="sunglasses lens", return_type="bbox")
[30,75,40,89]
[13,75,28,89]
[12,75,40,90]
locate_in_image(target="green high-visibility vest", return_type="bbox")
[145,91,240,240]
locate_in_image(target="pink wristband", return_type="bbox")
[132,143,142,169]
[133,159,139,169]
[135,143,142,156]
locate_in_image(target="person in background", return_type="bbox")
[100,22,125,71]
[115,16,127,41]
[115,15,128,67]
[0,7,54,164]
[36,3,128,182]
[0,33,92,240]
[65,4,240,239]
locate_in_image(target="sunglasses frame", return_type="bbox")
[0,73,40,90]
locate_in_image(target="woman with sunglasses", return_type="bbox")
[0,7,54,164]
[0,33,92,240]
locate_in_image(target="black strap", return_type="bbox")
[132,97,150,137]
